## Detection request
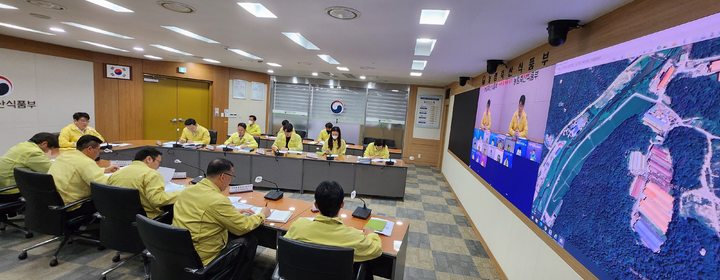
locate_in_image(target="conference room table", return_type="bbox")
[255,135,404,159]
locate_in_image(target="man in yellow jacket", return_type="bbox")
[173,158,269,278]
[59,112,105,150]
[275,120,296,136]
[321,126,347,155]
[480,99,492,130]
[285,181,382,263]
[272,123,303,152]
[49,135,118,216]
[0,133,58,203]
[224,123,258,149]
[363,139,389,159]
[179,118,210,145]
[107,148,178,219]
[508,95,528,138]
[316,122,333,142]
[246,115,262,137]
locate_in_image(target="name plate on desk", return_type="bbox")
[306,153,319,159]
[229,184,253,194]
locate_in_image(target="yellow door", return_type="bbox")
[143,78,178,140]
[178,80,211,129]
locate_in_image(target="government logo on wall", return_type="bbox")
[105,64,131,80]
[0,75,12,97]
[330,100,344,114]
[0,74,37,109]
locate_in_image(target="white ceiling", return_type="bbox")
[0,0,632,86]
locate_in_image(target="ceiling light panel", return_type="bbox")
[237,2,277,18]
[266,62,282,67]
[150,44,193,56]
[133,47,144,51]
[281,32,319,50]
[410,72,422,77]
[85,0,133,13]
[336,66,349,71]
[267,69,274,73]
[0,3,18,9]
[414,38,436,56]
[49,27,65,33]
[317,54,340,65]
[62,22,133,39]
[162,26,219,44]
[419,9,449,25]
[0,22,55,35]
[411,60,427,70]
[203,58,221,63]
[227,48,263,60]
[144,54,162,60]
[80,40,128,52]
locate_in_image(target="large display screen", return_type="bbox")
[467,12,720,278]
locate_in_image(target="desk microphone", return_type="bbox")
[256,176,283,200]
[173,128,183,148]
[174,159,205,184]
[350,190,372,220]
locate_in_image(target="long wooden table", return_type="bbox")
[256,136,404,159]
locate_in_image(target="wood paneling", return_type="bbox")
[402,85,447,167]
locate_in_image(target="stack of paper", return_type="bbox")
[266,210,293,223]
[365,218,394,236]
[232,201,263,215]
[165,182,185,193]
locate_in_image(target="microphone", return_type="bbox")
[174,159,205,184]
[256,176,283,201]
[173,128,183,148]
[350,190,372,219]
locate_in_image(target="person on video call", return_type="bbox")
[508,95,528,139]
[480,99,491,131]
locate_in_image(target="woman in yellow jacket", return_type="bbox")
[321,127,347,155]
[363,139,389,159]
[224,123,258,149]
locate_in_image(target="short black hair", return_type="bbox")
[519,95,526,106]
[73,112,90,121]
[237,122,247,129]
[487,99,491,107]
[206,158,234,177]
[325,122,334,129]
[184,118,197,126]
[29,132,59,148]
[314,181,344,217]
[76,135,102,151]
[134,148,162,161]
[281,120,289,126]
[283,123,294,133]
[249,115,257,121]
[373,138,385,147]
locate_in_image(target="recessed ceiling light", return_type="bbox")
[227,48,262,60]
[62,22,133,39]
[336,66,349,71]
[359,75,366,80]
[158,1,194,13]
[133,46,144,51]
[237,2,277,18]
[391,89,399,92]
[325,6,359,20]
[27,0,65,10]
[410,72,422,77]
[203,58,221,64]
[144,54,162,60]
[85,0,133,13]
[411,60,427,71]
[80,40,128,52]
[0,3,18,9]
[282,32,319,50]
[419,9,449,25]
[266,62,282,67]
[150,44,193,56]
[0,22,55,35]
[162,26,219,44]
[311,72,318,76]
[317,54,340,65]
[414,38,436,56]
[267,69,274,73]
[49,27,65,33]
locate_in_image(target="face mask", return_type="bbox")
[332,135,338,140]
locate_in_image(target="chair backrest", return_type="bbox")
[384,139,396,148]
[296,130,308,139]
[277,236,355,280]
[362,137,375,145]
[13,168,66,236]
[209,130,218,145]
[91,183,147,254]
[135,214,204,280]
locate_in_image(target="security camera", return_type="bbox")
[459,77,471,87]
[547,20,581,47]
[486,60,505,74]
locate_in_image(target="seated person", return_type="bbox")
[173,158,270,277]
[321,127,347,155]
[285,181,382,264]
[363,139,389,159]
[0,132,58,203]
[49,135,118,215]
[508,95,528,138]
[480,99,491,130]
[180,118,211,145]
[59,112,105,150]
[316,122,333,143]
[272,123,303,152]
[246,115,262,137]
[275,120,295,137]
[107,148,178,219]
[224,123,258,149]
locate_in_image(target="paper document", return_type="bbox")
[287,150,303,155]
[232,202,263,215]
[158,167,175,183]
[371,159,395,163]
[365,218,394,236]
[165,182,185,193]
[266,210,293,223]
[110,160,132,168]
[109,143,131,147]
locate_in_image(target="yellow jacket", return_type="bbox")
[508,111,528,138]
[481,111,491,129]
[224,132,258,148]
[180,125,210,145]
[284,215,382,262]
[316,129,331,142]
[363,143,389,159]
[272,133,303,151]
[246,123,262,137]
[172,178,265,265]
[107,161,179,219]
[322,139,347,155]
[59,123,105,150]
[0,142,52,194]
[48,150,108,208]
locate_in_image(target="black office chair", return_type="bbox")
[135,214,244,280]
[362,137,376,145]
[0,186,33,238]
[13,168,102,267]
[209,130,218,145]
[272,236,366,280]
[297,130,308,139]
[384,139,396,148]
[91,183,153,280]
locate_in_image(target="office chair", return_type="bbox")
[209,130,218,145]
[383,139,396,148]
[13,168,102,267]
[135,214,244,280]
[272,236,367,280]
[0,186,33,238]
[297,130,308,139]
[91,183,154,280]
[362,137,375,145]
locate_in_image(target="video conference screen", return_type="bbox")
[464,12,720,278]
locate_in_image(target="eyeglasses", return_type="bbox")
[222,172,236,179]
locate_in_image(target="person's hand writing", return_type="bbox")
[105,166,119,173]
[260,207,271,218]
[238,209,255,215]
